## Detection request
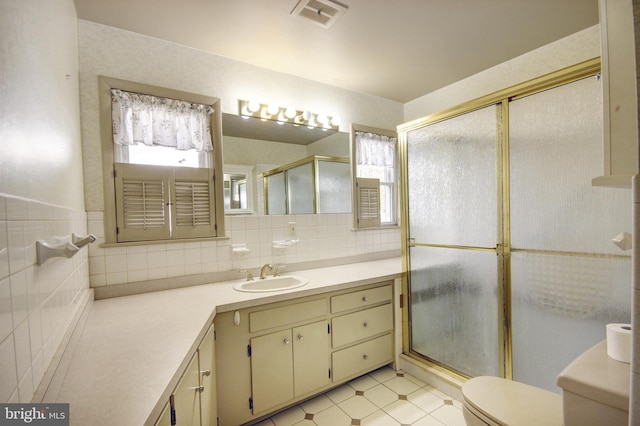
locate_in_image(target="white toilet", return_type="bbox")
[461,341,630,426]
[462,376,563,426]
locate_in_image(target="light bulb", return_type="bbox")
[267,104,280,116]
[330,115,341,127]
[247,100,260,113]
[277,112,288,122]
[285,107,297,119]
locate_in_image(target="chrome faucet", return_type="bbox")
[260,263,273,279]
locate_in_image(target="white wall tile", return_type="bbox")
[89,212,400,287]
[0,195,92,403]
[13,319,31,384]
[0,335,18,402]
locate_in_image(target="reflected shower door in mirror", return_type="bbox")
[264,156,351,215]
[224,164,254,215]
[222,113,350,215]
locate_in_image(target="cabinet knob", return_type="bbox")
[362,296,368,302]
[284,338,291,344]
[363,354,368,360]
[201,370,211,377]
[298,335,304,341]
[195,385,205,393]
[363,322,368,327]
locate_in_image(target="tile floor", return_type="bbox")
[254,366,466,426]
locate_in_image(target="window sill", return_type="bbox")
[100,235,230,248]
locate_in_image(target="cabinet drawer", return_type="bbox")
[331,284,392,313]
[332,334,393,382]
[332,304,392,348]
[250,299,327,333]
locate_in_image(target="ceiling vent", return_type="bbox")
[291,0,348,29]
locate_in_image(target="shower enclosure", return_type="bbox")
[400,60,632,390]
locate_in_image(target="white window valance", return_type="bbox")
[355,131,397,167]
[111,89,214,152]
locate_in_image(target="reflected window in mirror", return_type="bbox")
[351,124,398,229]
[224,164,255,215]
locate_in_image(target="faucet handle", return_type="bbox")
[273,263,286,277]
[239,269,253,281]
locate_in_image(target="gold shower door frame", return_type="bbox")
[398,58,601,380]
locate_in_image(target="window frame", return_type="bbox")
[350,123,399,229]
[99,76,225,244]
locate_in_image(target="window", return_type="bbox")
[351,124,398,229]
[99,77,225,243]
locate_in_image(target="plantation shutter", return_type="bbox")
[115,164,217,242]
[172,167,216,239]
[115,163,171,242]
[355,177,381,229]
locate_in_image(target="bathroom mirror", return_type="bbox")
[222,113,351,215]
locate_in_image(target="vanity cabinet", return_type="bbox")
[214,282,394,426]
[330,285,394,382]
[251,320,330,413]
[592,0,638,187]
[154,323,216,426]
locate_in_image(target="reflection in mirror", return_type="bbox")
[222,113,350,215]
[224,164,254,215]
[263,156,350,215]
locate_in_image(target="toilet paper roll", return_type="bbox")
[606,323,631,363]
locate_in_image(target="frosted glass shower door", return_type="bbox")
[509,76,631,392]
[406,105,501,378]
[287,162,314,214]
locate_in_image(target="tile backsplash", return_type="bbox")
[0,197,400,403]
[0,194,91,403]
[88,212,401,287]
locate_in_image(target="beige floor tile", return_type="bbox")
[407,388,446,414]
[348,373,379,391]
[361,409,401,426]
[337,395,378,419]
[299,394,334,414]
[271,405,306,426]
[383,399,428,424]
[383,376,422,395]
[313,405,352,426]
[430,404,466,426]
[364,383,399,408]
[326,384,356,404]
[412,415,447,426]
[369,366,397,383]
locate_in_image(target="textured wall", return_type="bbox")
[0,0,85,210]
[77,20,404,212]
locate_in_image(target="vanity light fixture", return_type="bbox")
[238,99,340,131]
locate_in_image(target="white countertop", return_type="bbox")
[51,258,402,426]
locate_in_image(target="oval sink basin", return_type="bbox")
[233,275,309,292]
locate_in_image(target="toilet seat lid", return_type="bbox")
[462,376,563,426]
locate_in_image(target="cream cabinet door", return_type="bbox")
[173,352,201,426]
[250,329,294,414]
[155,402,172,426]
[199,324,216,426]
[293,321,330,397]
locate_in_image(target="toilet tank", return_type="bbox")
[556,341,629,426]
